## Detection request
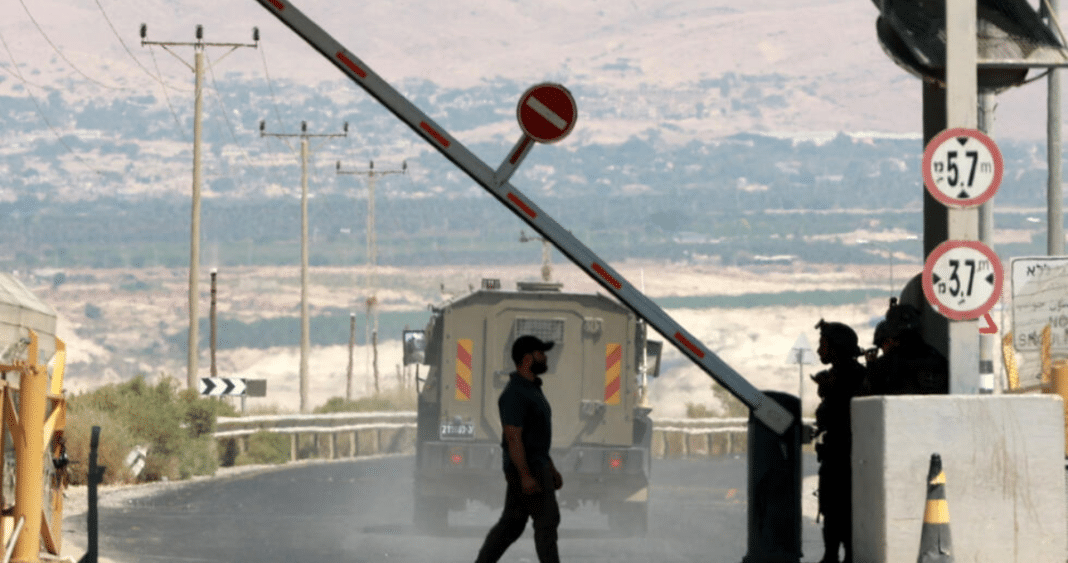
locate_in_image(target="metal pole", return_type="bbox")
[346,312,355,401]
[300,137,310,413]
[84,426,102,563]
[188,47,204,392]
[210,268,217,379]
[1048,0,1065,256]
[13,334,45,563]
[372,330,379,395]
[945,0,981,394]
[978,93,997,392]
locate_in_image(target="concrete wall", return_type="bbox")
[852,395,1066,563]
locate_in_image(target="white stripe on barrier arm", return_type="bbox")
[250,0,794,435]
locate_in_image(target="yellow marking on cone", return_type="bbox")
[924,499,950,524]
[929,471,946,485]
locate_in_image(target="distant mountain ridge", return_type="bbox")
[0,0,1060,203]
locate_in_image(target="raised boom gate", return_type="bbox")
[251,0,794,435]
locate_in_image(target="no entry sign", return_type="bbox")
[922,240,1004,321]
[922,127,1003,208]
[517,83,577,144]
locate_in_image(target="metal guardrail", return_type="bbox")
[213,414,815,462]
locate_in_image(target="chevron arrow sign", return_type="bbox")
[199,377,247,396]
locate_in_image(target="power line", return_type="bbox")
[0,28,105,177]
[205,50,256,192]
[148,46,189,142]
[258,43,295,153]
[92,0,187,92]
[15,0,129,91]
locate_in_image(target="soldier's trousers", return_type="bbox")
[475,466,560,563]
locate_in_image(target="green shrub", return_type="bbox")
[235,431,290,466]
[313,388,416,413]
[66,374,228,484]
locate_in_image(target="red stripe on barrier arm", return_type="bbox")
[510,136,533,165]
[336,52,367,79]
[267,0,285,10]
[507,193,537,219]
[419,122,451,148]
[674,332,705,359]
[592,263,622,290]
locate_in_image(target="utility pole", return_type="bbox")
[346,311,356,401]
[262,121,349,412]
[337,159,406,395]
[1045,0,1066,256]
[141,24,258,392]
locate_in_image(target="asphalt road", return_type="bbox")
[65,454,823,563]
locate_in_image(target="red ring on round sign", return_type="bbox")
[921,239,1004,321]
[516,83,577,144]
[921,127,1004,208]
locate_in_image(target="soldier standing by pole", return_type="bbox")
[811,320,866,563]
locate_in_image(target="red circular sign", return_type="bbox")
[922,127,1003,208]
[516,83,577,144]
[921,239,1004,321]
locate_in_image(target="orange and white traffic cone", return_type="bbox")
[917,453,953,563]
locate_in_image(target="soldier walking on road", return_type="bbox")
[811,320,866,563]
[475,335,563,563]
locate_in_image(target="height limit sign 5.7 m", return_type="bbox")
[922,127,1003,207]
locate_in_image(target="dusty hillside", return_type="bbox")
[40,259,932,417]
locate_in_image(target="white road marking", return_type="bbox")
[526,96,568,130]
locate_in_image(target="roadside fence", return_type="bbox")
[213,414,807,465]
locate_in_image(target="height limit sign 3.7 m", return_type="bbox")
[922,127,1003,207]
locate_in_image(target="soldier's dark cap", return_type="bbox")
[815,319,862,358]
[511,335,554,366]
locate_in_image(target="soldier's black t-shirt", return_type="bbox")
[498,371,553,472]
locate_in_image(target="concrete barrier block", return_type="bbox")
[852,395,1066,563]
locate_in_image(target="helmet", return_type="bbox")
[815,319,862,358]
[883,297,921,339]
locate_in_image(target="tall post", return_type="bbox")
[210,268,218,379]
[300,137,310,412]
[978,94,997,392]
[189,47,204,391]
[945,0,981,394]
[13,333,45,563]
[141,24,258,391]
[347,312,356,401]
[261,121,348,413]
[367,170,378,389]
[336,159,406,396]
[1048,0,1066,256]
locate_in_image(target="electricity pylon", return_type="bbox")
[336,159,406,395]
[261,120,349,412]
[140,24,258,392]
